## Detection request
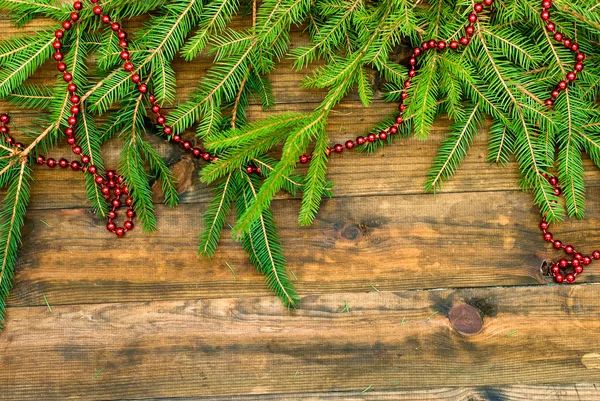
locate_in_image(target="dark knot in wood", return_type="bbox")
[341,225,360,240]
[448,303,483,336]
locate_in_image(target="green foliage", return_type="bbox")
[0,0,599,320]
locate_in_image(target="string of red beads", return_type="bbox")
[536,0,595,284]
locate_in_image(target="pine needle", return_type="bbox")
[361,385,372,394]
[225,262,236,277]
[39,219,51,228]
[42,293,51,312]
[92,368,104,380]
[369,284,379,292]
[425,311,438,321]
[340,301,350,314]
[505,330,519,337]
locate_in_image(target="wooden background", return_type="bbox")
[2,11,600,401]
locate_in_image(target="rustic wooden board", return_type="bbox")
[2,8,600,401]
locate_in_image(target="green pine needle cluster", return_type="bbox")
[0,0,599,322]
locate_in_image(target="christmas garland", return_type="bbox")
[0,0,599,327]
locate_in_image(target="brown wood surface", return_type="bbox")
[2,11,600,401]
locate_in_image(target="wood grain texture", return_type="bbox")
[2,9,600,401]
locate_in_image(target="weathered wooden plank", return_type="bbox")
[101,385,600,401]
[8,186,600,308]
[2,285,600,400]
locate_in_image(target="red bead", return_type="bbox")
[544,233,553,241]
[542,0,551,9]
[120,51,130,60]
[575,253,583,260]
[126,209,135,218]
[593,251,600,260]
[401,91,409,99]
[36,155,45,165]
[55,30,64,39]
[553,240,562,249]
[47,158,57,168]
[132,74,141,83]
[557,81,567,90]
[71,95,80,104]
[62,21,72,30]
[575,62,583,72]
[379,132,388,140]
[555,273,564,283]
[102,15,111,24]
[106,170,115,178]
[124,221,134,230]
[54,52,64,61]
[563,38,571,48]
[163,126,172,135]
[413,48,421,57]
[437,40,446,50]
[183,141,192,150]
[576,52,586,61]
[428,40,436,48]
[157,115,166,125]
[70,106,80,115]
[299,154,309,164]
[559,258,568,268]
[449,40,459,50]
[118,31,127,40]
[57,62,67,72]
[551,90,559,99]
[88,165,97,174]
[566,273,575,283]
[193,148,202,157]
[345,140,354,149]
[574,265,583,274]
[389,126,398,135]
[125,197,133,206]
[245,166,254,174]
[59,158,69,168]
[541,11,550,21]
[70,161,81,170]
[474,3,483,12]
[548,177,557,186]
[115,227,125,237]
[367,134,376,143]
[356,136,366,145]
[571,43,579,52]
[546,22,555,32]
[112,198,121,208]
[468,13,477,22]
[151,105,160,114]
[68,116,77,126]
[111,23,121,32]
[553,187,561,195]
[465,25,475,36]
[138,83,148,92]
[0,114,9,124]
[70,12,79,21]
[93,5,102,14]
[95,176,104,185]
[551,265,560,275]
[460,36,469,46]
[68,83,77,93]
[396,115,404,124]
[554,32,563,42]
[81,155,90,164]
[107,222,116,232]
[583,256,592,265]
[545,99,554,107]
[334,144,344,153]
[53,40,62,50]
[108,210,116,219]
[172,135,182,143]
[72,145,82,154]
[565,244,574,254]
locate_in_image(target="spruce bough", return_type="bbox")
[0,0,598,325]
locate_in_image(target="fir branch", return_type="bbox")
[0,161,31,328]
[237,170,298,307]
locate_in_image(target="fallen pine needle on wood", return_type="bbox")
[93,368,104,380]
[425,311,438,321]
[369,284,379,292]
[42,293,52,312]
[340,301,350,313]
[361,385,372,393]
[225,262,236,277]
[505,330,519,337]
